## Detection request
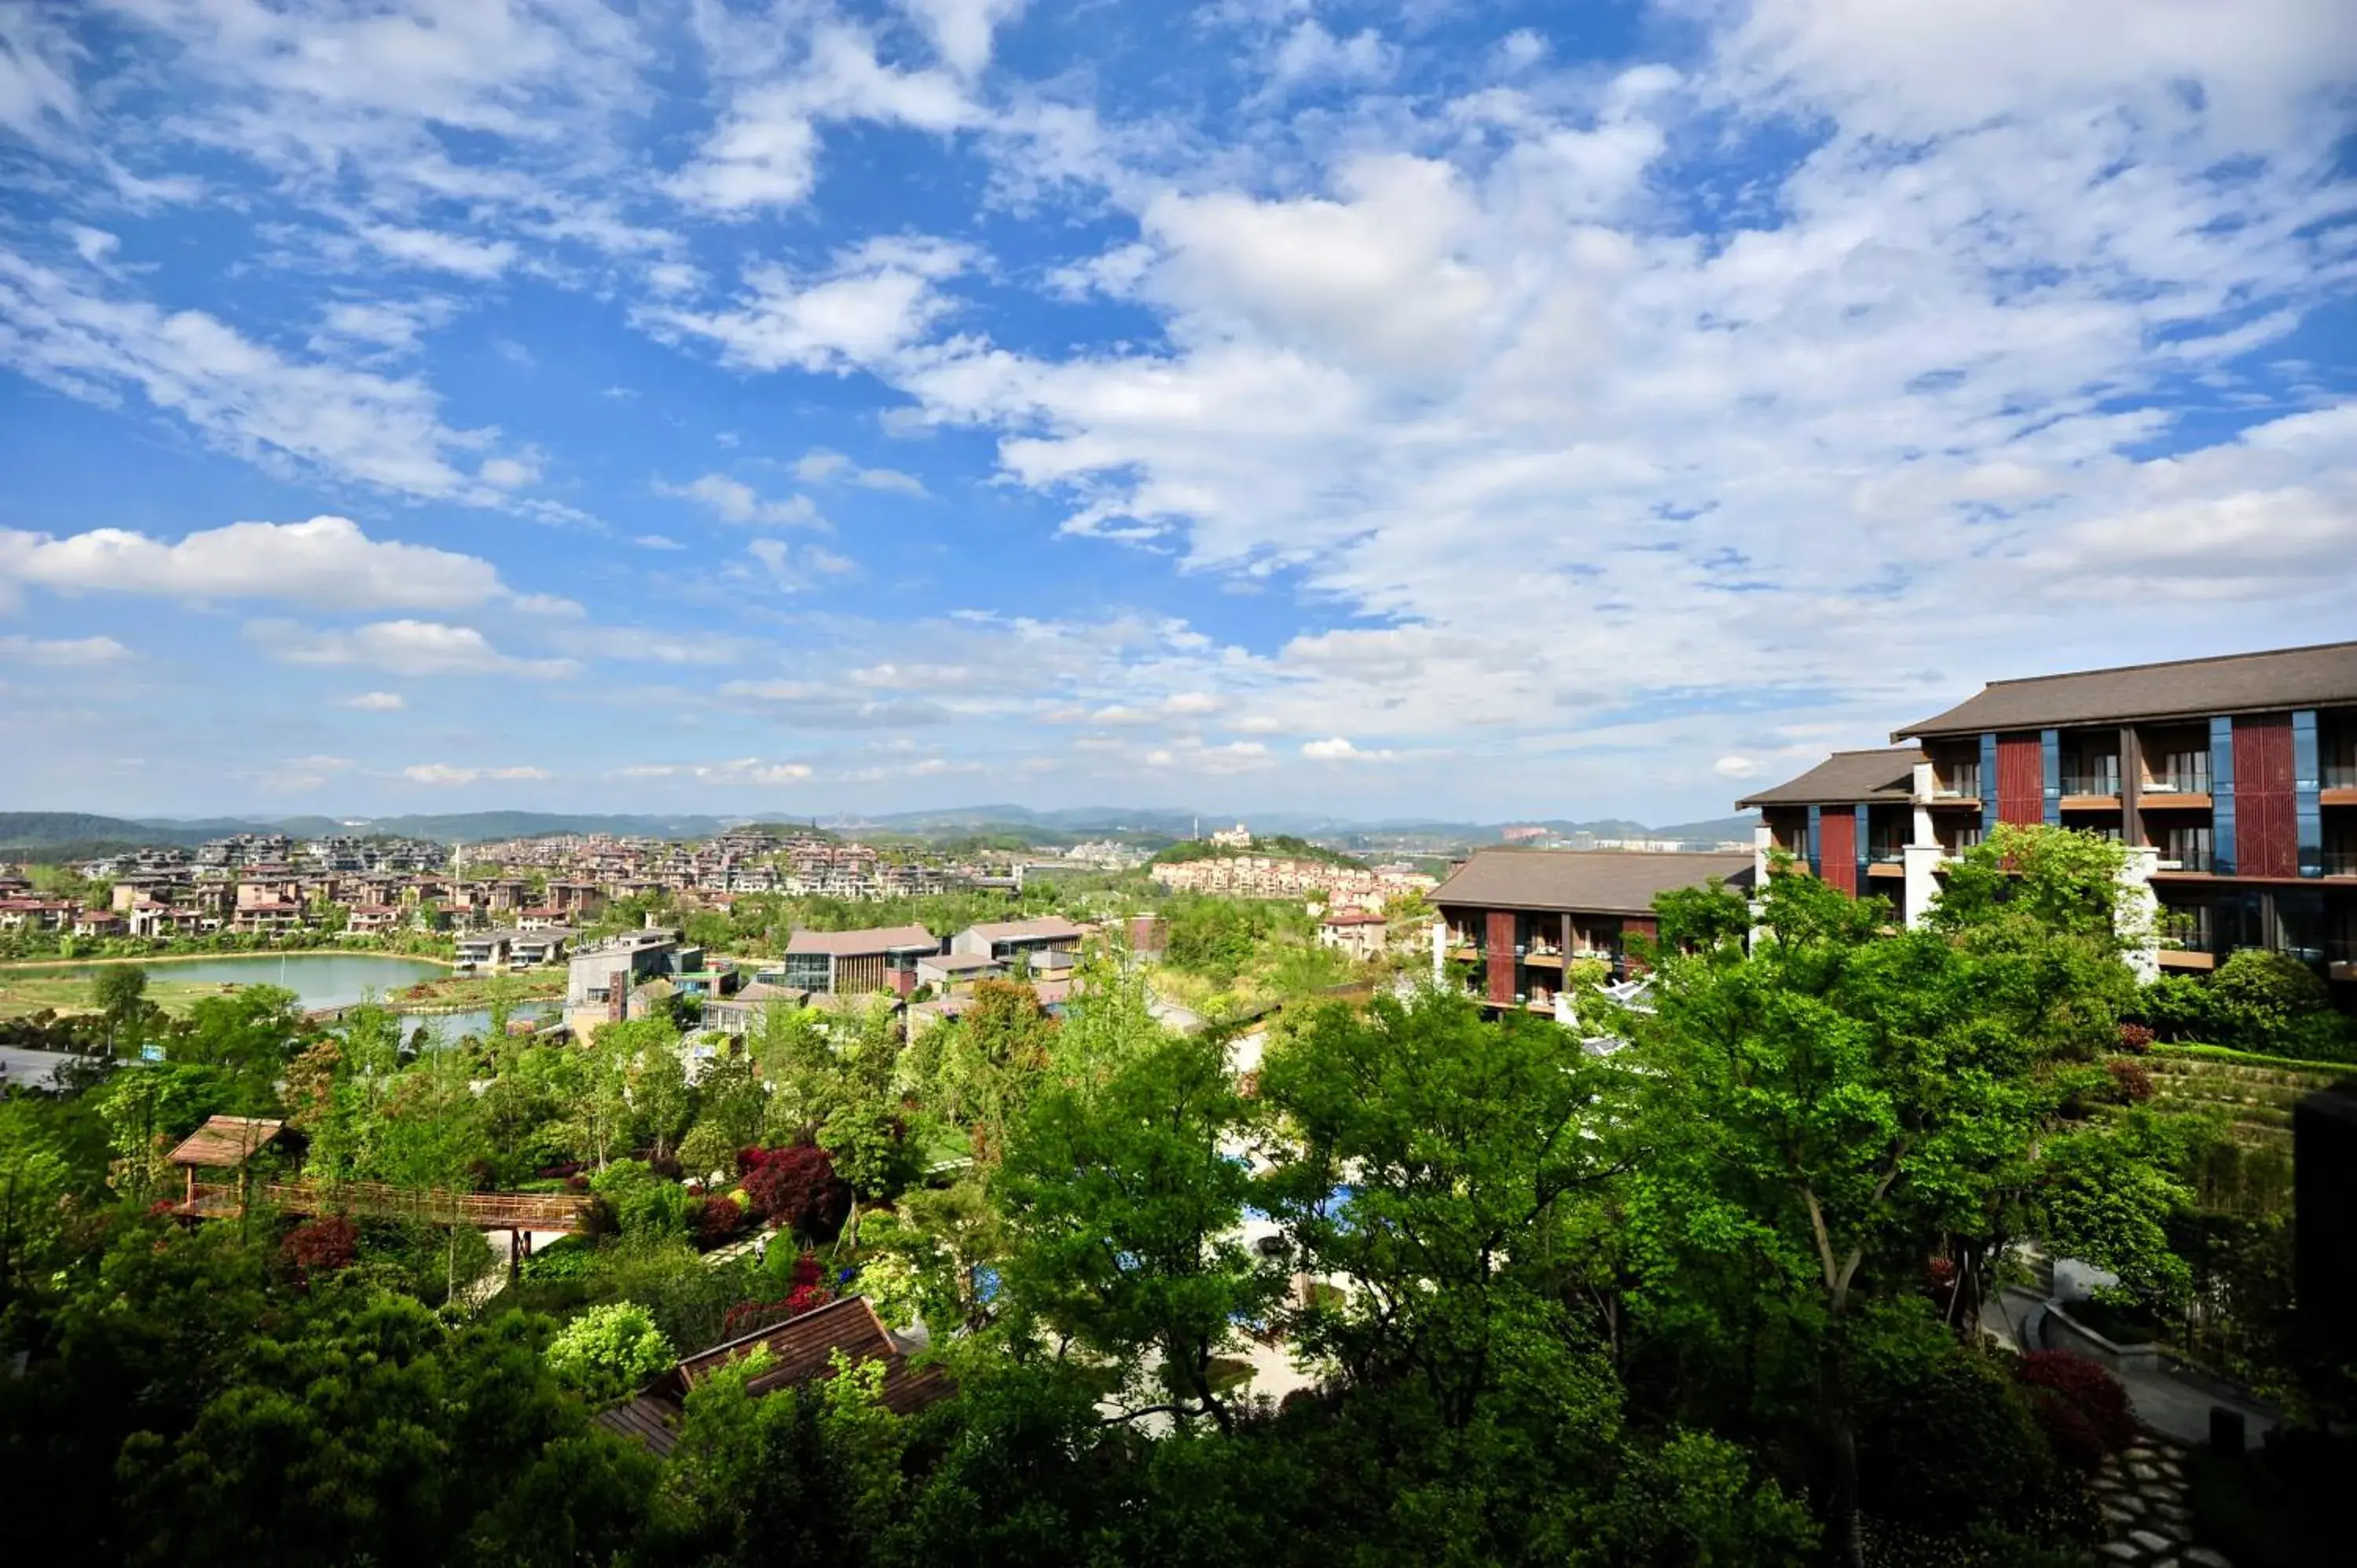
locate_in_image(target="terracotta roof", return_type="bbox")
[1736,746,1922,808]
[1431,849,1754,915]
[167,1116,287,1168]
[784,924,940,958]
[959,915,1083,943]
[1894,640,2357,740]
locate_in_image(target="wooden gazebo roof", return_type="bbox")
[167,1116,287,1168]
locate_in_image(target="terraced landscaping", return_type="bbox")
[2141,1048,2349,1151]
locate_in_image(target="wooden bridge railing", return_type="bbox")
[186,1179,592,1233]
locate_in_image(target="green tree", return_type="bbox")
[90,964,149,1056]
[1626,827,2143,1566]
[1257,987,1625,1427]
[995,968,1277,1431]
[544,1301,675,1406]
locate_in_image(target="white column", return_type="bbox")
[1901,844,1944,930]
[1910,761,1937,848]
[1430,918,1446,987]
[2117,845,2161,984]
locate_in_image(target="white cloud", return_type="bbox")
[337,691,405,711]
[1302,735,1400,762]
[620,757,815,785]
[0,515,510,611]
[795,447,929,495]
[658,473,823,528]
[403,763,552,785]
[0,632,132,665]
[0,252,530,503]
[668,24,978,215]
[898,0,1028,76]
[359,224,518,279]
[634,533,684,550]
[248,618,581,679]
[1266,21,1397,95]
[1713,756,1758,779]
[1141,738,1273,775]
[478,455,539,489]
[650,236,969,374]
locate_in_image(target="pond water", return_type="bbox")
[394,1002,560,1042]
[9,953,448,1013]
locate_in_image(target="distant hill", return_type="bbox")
[1153,834,1366,870]
[0,812,211,850]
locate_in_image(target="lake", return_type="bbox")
[8,953,448,1013]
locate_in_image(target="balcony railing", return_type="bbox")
[2326,760,2357,789]
[2323,848,2357,877]
[1931,771,1981,799]
[1867,846,1906,864]
[2061,770,2121,797]
[2148,766,2212,794]
[2157,847,2214,873]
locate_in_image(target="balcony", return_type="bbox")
[2155,848,2215,874]
[2324,760,2357,789]
[1867,845,1906,865]
[2060,769,2121,800]
[2324,848,2357,877]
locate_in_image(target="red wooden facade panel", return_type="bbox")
[1996,734,2044,825]
[1622,915,1657,974]
[1485,910,1516,1003]
[2233,715,2297,878]
[1817,811,1858,895]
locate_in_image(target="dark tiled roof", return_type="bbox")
[1431,849,1754,916]
[1736,746,1921,808]
[960,916,1083,943]
[674,1295,898,1396]
[597,1296,951,1454]
[783,925,940,958]
[593,1392,682,1456]
[1894,641,2357,739]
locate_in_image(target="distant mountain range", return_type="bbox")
[0,811,739,852]
[0,804,1758,855]
[830,804,1760,846]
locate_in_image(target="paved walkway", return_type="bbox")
[2091,1435,2232,1568]
[1984,1288,2278,1446]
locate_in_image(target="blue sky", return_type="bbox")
[1,0,2352,824]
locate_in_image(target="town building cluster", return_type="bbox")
[0,825,1014,951]
[1149,850,1435,910]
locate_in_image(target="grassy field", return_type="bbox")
[0,969,257,1021]
[377,972,565,1011]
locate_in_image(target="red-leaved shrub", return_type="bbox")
[739,1145,852,1241]
[2117,1022,2154,1054]
[719,1284,836,1340]
[687,1195,747,1249]
[2106,1058,2156,1104]
[281,1213,358,1280]
[791,1248,824,1290]
[2014,1350,2135,1472]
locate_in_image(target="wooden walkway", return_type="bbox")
[182,1179,592,1233]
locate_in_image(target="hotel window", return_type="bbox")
[2154,750,2211,793]
[2161,826,2212,873]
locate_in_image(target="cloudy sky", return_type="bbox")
[2,1,2352,825]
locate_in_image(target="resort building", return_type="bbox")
[778,925,942,997]
[1743,641,2357,993]
[1429,848,1756,1022]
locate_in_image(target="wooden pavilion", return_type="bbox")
[167,1115,290,1216]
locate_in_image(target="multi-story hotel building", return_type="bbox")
[1429,848,1756,1021]
[1739,642,2357,991]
